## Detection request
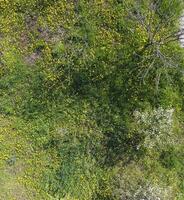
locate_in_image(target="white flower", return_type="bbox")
[133,107,175,149]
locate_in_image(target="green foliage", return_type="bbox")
[0,0,184,199]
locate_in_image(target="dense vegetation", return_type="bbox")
[0,0,184,199]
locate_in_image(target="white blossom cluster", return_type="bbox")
[118,183,173,200]
[113,166,176,200]
[133,107,175,148]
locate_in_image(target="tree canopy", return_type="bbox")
[0,0,184,199]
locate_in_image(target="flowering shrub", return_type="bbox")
[115,181,173,200]
[113,164,175,200]
[133,107,175,149]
